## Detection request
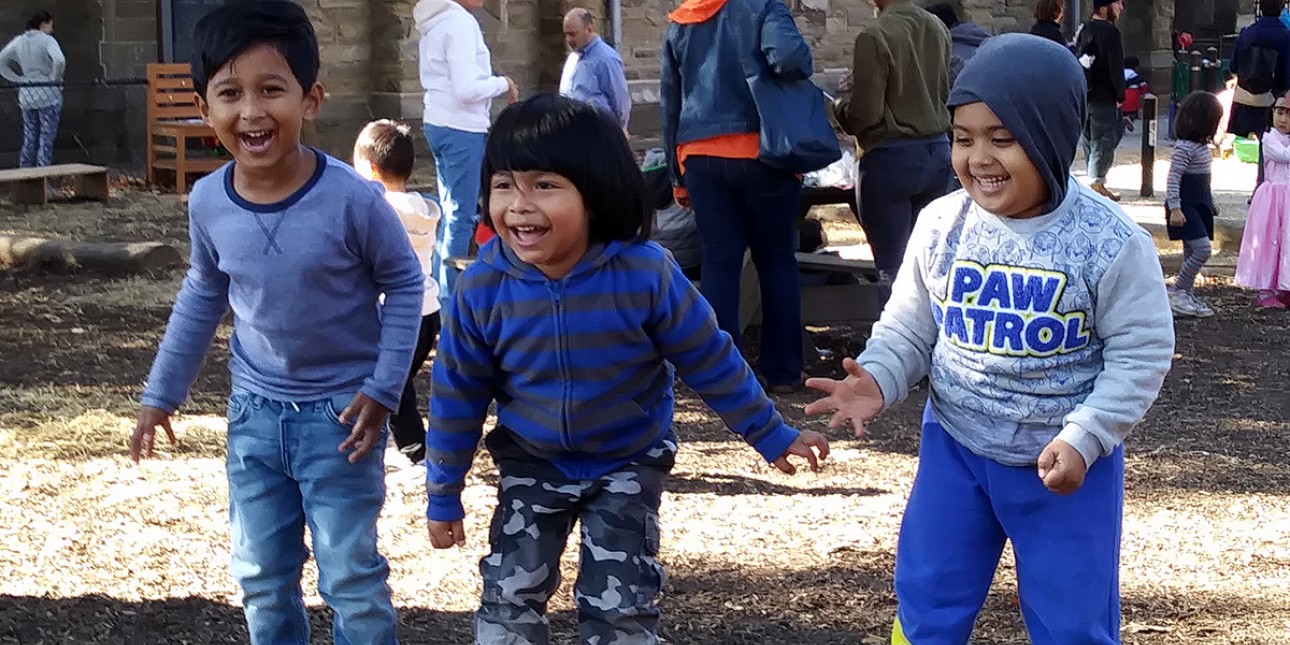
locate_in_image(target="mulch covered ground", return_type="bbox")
[1,191,1287,644]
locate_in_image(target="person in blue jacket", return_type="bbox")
[660,0,816,393]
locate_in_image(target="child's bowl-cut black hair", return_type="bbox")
[1173,91,1224,144]
[190,0,320,99]
[481,94,652,243]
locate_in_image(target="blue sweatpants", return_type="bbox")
[893,403,1123,645]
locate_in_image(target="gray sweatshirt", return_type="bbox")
[859,180,1175,471]
[0,29,65,109]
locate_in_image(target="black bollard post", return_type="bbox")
[1206,46,1221,91]
[1189,50,1203,95]
[1141,94,1158,198]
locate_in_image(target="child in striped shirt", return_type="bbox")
[1166,91,1225,318]
[423,95,829,644]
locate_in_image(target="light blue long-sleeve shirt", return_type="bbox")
[141,150,425,414]
[0,30,64,109]
[559,35,631,129]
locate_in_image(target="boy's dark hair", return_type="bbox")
[1124,56,1140,70]
[1173,91,1224,143]
[481,94,652,243]
[1033,0,1063,22]
[190,0,320,98]
[354,120,416,182]
[926,3,960,29]
[26,10,52,31]
[1260,0,1285,18]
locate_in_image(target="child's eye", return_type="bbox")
[535,180,558,190]
[953,137,974,147]
[991,137,1016,147]
[491,180,513,190]
[261,86,285,96]
[218,88,241,99]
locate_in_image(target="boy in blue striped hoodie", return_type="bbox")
[424,95,830,644]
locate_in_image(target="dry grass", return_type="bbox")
[1,192,1288,644]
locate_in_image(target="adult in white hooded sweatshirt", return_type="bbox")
[0,10,65,168]
[415,0,517,309]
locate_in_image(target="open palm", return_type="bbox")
[804,358,885,437]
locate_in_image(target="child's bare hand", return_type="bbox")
[1169,208,1186,227]
[428,520,466,549]
[804,358,884,438]
[1037,439,1087,495]
[337,393,390,464]
[772,430,830,475]
[130,406,177,462]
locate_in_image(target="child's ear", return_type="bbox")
[303,82,326,122]
[196,92,213,127]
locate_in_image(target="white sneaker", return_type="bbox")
[1187,292,1215,318]
[386,460,426,486]
[1169,288,1201,318]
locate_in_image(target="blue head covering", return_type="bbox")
[948,33,1087,214]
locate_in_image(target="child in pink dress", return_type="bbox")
[1236,92,1290,308]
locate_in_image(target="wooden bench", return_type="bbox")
[146,63,230,194]
[0,164,109,205]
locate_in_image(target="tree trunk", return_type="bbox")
[0,236,183,275]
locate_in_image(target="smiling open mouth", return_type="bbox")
[510,224,549,247]
[973,175,1010,196]
[238,130,274,154]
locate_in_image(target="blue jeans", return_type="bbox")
[20,103,61,168]
[424,124,486,310]
[1082,101,1123,183]
[855,137,953,289]
[684,156,803,386]
[894,404,1122,644]
[226,390,398,645]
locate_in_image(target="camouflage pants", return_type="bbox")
[476,429,678,645]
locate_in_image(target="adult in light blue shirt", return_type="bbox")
[559,8,631,132]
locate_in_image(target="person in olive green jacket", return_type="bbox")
[836,0,952,298]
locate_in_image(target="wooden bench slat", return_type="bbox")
[152,106,205,120]
[0,164,110,205]
[0,164,108,181]
[150,78,195,91]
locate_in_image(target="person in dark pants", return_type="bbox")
[661,0,816,392]
[1075,0,1126,201]
[836,0,953,299]
[1229,0,1290,193]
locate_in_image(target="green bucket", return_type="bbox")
[1233,136,1260,164]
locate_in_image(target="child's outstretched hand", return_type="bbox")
[428,520,467,549]
[130,405,177,462]
[1037,439,1086,495]
[772,430,830,475]
[804,358,885,438]
[1169,208,1186,227]
[337,393,390,464]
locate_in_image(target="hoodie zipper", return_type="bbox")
[549,280,573,450]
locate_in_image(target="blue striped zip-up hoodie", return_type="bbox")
[425,237,801,521]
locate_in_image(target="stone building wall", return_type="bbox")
[0,0,1201,170]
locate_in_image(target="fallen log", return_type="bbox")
[0,236,183,275]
